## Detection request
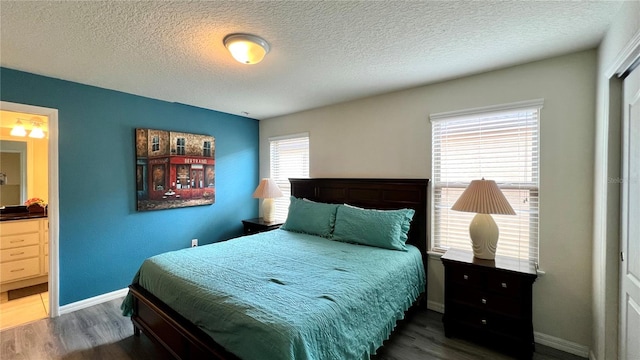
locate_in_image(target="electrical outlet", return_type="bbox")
[191,239,198,247]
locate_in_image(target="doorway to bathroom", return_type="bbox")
[0,101,59,330]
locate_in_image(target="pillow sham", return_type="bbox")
[332,205,415,251]
[280,197,339,238]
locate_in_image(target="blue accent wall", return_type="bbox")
[1,67,259,305]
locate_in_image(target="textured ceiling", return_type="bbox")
[0,1,624,120]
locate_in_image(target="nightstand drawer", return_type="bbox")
[449,265,485,288]
[452,305,525,336]
[450,287,523,317]
[242,218,283,236]
[487,271,523,297]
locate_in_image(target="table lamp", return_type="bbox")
[252,178,283,223]
[451,178,516,260]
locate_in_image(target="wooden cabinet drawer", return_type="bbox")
[0,220,40,235]
[449,265,485,288]
[242,219,283,236]
[451,304,525,336]
[1,257,40,282]
[450,286,523,317]
[0,233,40,249]
[0,245,39,262]
[487,271,523,297]
[44,254,49,274]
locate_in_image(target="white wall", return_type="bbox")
[593,2,640,360]
[260,50,597,351]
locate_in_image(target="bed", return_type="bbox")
[122,178,429,360]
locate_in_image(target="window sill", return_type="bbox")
[427,250,545,276]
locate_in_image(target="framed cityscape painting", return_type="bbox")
[135,128,215,211]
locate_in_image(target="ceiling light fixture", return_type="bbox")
[223,33,270,65]
[10,120,27,137]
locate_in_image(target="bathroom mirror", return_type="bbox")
[0,140,27,206]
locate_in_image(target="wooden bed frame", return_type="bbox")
[129,178,429,360]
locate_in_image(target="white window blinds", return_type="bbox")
[269,133,309,221]
[430,100,542,262]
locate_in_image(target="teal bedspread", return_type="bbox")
[122,229,425,360]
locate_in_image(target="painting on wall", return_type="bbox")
[135,128,215,211]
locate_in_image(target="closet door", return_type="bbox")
[620,64,640,360]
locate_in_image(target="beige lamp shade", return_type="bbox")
[451,179,515,260]
[252,178,283,199]
[253,178,283,223]
[451,179,515,215]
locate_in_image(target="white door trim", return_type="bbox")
[606,30,640,79]
[0,101,60,317]
[613,30,640,360]
[620,66,640,360]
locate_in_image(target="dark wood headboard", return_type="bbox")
[289,178,429,257]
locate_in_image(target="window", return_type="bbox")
[176,138,185,155]
[269,133,309,221]
[203,141,212,157]
[152,136,160,152]
[430,100,542,262]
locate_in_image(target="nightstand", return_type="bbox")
[441,248,537,359]
[242,218,283,236]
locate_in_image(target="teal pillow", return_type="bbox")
[280,197,339,238]
[332,205,415,251]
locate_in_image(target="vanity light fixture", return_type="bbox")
[10,118,46,138]
[10,120,27,137]
[223,33,270,65]
[28,122,45,139]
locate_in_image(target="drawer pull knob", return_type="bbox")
[481,319,487,325]
[481,298,487,304]
[463,275,469,280]
[501,282,508,288]
[10,239,25,243]
[10,268,25,272]
[10,251,25,256]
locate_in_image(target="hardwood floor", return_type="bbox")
[373,309,586,360]
[0,297,586,360]
[0,291,49,331]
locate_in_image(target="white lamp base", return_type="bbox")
[262,198,276,223]
[469,213,499,260]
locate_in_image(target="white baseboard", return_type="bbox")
[534,331,590,358]
[58,288,129,316]
[425,301,589,358]
[427,300,445,313]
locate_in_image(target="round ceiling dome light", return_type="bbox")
[223,33,270,65]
